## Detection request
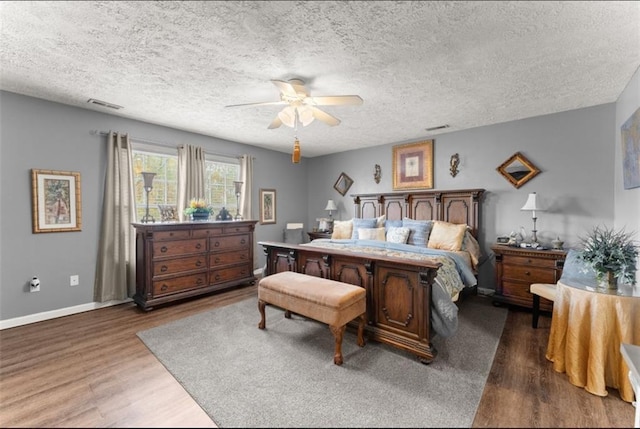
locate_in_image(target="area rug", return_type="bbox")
[137,295,507,428]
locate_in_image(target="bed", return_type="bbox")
[259,188,485,363]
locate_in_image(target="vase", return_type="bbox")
[605,271,618,289]
[190,212,210,221]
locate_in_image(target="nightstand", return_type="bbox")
[492,244,566,310]
[307,231,332,240]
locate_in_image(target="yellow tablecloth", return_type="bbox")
[546,280,640,402]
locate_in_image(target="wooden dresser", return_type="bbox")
[132,220,257,311]
[492,244,566,311]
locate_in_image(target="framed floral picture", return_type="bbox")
[392,140,434,190]
[31,169,82,233]
[259,188,276,224]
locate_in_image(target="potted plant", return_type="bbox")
[578,225,639,288]
[183,198,213,221]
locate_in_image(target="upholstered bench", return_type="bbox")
[258,271,366,365]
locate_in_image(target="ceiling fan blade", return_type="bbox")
[225,101,286,108]
[310,106,340,126]
[270,80,298,98]
[267,115,283,129]
[306,95,363,106]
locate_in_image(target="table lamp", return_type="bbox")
[521,192,545,243]
[233,181,243,220]
[141,172,156,223]
[325,199,337,219]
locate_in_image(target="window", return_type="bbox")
[132,145,240,221]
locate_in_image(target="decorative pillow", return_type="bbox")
[385,219,403,234]
[351,218,378,239]
[427,221,467,251]
[402,218,433,247]
[331,219,353,239]
[461,231,481,268]
[358,227,386,241]
[284,228,304,244]
[386,226,411,244]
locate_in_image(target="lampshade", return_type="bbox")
[278,106,296,128]
[141,172,156,191]
[233,181,243,195]
[292,138,301,163]
[325,200,337,211]
[520,192,544,216]
[297,106,315,126]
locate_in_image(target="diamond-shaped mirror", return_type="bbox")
[496,152,540,188]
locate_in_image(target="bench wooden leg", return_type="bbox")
[532,294,540,329]
[357,313,366,347]
[284,310,292,319]
[258,300,266,329]
[329,324,346,365]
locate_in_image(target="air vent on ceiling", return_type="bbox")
[425,124,450,132]
[87,98,123,110]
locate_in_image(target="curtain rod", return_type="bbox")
[89,129,249,160]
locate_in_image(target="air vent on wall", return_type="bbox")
[87,98,123,110]
[425,124,450,132]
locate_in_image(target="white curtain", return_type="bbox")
[94,132,136,301]
[177,144,206,221]
[239,154,253,220]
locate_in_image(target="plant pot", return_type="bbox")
[190,212,210,221]
[606,271,618,289]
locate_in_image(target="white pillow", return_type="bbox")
[386,226,411,244]
[358,227,386,241]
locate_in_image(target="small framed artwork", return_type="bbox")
[31,169,82,233]
[333,172,354,196]
[621,106,640,189]
[259,188,276,224]
[392,140,434,190]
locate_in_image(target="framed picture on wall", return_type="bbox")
[392,140,434,190]
[31,169,82,233]
[333,172,354,196]
[621,106,640,189]
[259,188,276,224]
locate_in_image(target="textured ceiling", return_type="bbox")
[1,1,639,157]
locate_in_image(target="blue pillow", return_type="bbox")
[402,218,433,247]
[385,219,403,234]
[351,218,378,239]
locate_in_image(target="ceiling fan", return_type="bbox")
[225,79,363,129]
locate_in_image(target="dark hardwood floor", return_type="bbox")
[0,285,635,428]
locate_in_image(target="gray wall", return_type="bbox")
[1,86,634,322]
[307,104,616,289]
[0,91,308,320]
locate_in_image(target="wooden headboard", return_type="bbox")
[352,188,485,238]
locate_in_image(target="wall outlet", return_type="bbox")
[30,277,40,292]
[70,275,79,286]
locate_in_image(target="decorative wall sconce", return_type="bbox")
[141,172,156,223]
[374,164,381,184]
[450,153,460,177]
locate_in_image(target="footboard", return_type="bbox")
[259,241,441,363]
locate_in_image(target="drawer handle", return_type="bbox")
[241,255,246,260]
[161,284,168,291]
[215,274,221,281]
[240,238,246,245]
[160,265,168,272]
[525,271,530,276]
[214,241,220,247]
[195,243,202,249]
[196,260,202,267]
[196,278,204,285]
[214,257,220,263]
[160,246,168,253]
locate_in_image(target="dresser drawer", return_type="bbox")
[503,265,557,283]
[192,227,223,238]
[223,225,252,234]
[153,273,207,296]
[210,250,250,266]
[153,255,206,276]
[210,264,252,284]
[153,238,206,258]
[154,230,191,241]
[210,234,250,251]
[502,254,559,268]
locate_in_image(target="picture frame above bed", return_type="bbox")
[392,140,434,190]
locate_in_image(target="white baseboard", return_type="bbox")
[0,298,133,330]
[2,270,265,330]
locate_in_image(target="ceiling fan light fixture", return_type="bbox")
[292,137,301,164]
[278,106,296,128]
[297,106,315,126]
